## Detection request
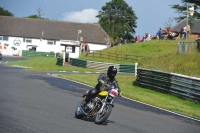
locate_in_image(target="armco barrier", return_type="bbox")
[70,58,137,74]
[70,58,87,68]
[56,58,64,66]
[178,42,198,54]
[22,50,55,57]
[136,68,200,103]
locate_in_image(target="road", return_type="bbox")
[0,56,200,133]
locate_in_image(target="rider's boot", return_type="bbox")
[81,96,90,107]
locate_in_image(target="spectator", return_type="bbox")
[81,42,88,52]
[104,36,110,48]
[196,34,200,42]
[119,37,123,45]
[144,33,148,41]
[152,34,158,40]
[156,28,162,39]
[87,45,90,52]
[135,36,137,43]
[131,37,135,43]
[137,36,141,42]
[179,27,184,38]
[166,28,171,33]
[146,33,151,41]
[141,36,145,42]
[182,26,186,39]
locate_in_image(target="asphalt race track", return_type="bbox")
[0,56,200,133]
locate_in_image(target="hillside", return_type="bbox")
[80,39,200,78]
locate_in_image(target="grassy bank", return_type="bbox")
[80,39,200,78]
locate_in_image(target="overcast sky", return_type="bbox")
[1,0,182,37]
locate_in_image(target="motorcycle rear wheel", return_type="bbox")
[95,105,112,124]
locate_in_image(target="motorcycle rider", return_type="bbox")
[82,65,122,107]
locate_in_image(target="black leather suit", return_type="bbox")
[84,73,121,103]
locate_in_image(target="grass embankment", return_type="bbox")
[7,39,200,119]
[80,39,200,77]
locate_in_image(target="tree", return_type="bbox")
[170,0,200,22]
[26,6,45,19]
[0,7,14,16]
[26,15,42,19]
[96,0,138,42]
[164,18,174,29]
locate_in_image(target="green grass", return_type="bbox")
[80,39,200,77]
[8,57,103,72]
[6,39,200,119]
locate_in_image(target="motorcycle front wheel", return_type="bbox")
[95,104,112,124]
[75,106,84,119]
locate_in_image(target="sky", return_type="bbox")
[1,0,182,37]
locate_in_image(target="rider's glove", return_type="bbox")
[99,79,105,85]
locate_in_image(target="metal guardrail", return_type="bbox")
[56,58,64,66]
[178,42,199,54]
[136,68,200,103]
[22,50,55,57]
[70,58,138,75]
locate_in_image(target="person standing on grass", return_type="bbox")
[104,36,110,48]
[196,34,200,42]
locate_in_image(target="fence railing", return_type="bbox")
[178,42,200,54]
[70,58,138,75]
[136,68,200,103]
[86,50,144,63]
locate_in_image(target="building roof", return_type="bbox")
[0,16,108,44]
[171,18,200,34]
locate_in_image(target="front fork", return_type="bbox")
[98,94,109,113]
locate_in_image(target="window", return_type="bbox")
[0,36,9,41]
[47,40,56,45]
[66,46,72,53]
[23,38,32,43]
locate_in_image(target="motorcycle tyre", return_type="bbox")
[95,105,112,124]
[75,106,84,119]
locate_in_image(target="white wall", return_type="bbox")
[0,36,106,57]
[87,43,107,51]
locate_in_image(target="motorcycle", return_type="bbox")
[75,84,119,124]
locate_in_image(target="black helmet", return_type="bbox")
[107,66,117,79]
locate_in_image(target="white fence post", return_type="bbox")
[135,62,138,76]
[63,52,65,66]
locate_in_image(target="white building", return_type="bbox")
[0,16,108,59]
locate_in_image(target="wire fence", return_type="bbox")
[178,42,200,54]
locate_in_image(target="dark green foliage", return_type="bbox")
[170,0,200,22]
[96,0,137,42]
[0,7,14,16]
[26,15,44,19]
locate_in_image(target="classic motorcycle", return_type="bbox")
[75,84,119,124]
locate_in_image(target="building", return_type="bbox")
[0,16,109,58]
[171,18,200,38]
